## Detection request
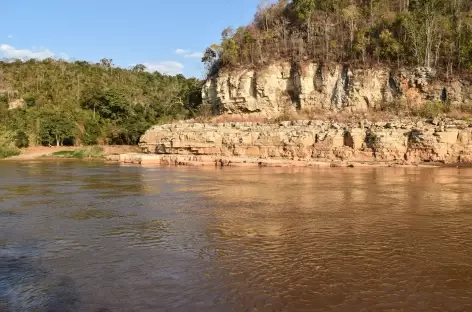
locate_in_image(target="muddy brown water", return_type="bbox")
[1,161,472,311]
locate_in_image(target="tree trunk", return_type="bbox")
[425,18,433,67]
[350,21,354,51]
[370,0,373,26]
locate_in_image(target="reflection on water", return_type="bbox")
[64,209,136,220]
[2,161,472,311]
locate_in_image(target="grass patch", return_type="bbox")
[417,101,446,119]
[51,146,104,159]
[52,150,77,157]
[0,145,20,159]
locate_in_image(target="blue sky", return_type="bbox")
[0,0,262,77]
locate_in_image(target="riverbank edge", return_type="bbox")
[106,153,450,168]
[1,145,141,161]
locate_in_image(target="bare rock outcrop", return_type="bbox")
[137,63,472,166]
[7,99,26,110]
[139,119,472,164]
[202,62,472,118]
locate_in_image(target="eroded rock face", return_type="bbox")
[139,119,472,164]
[202,62,472,118]
[8,98,26,110]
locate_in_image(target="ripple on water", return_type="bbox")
[0,243,81,312]
[2,164,472,311]
[103,220,173,249]
[62,209,136,220]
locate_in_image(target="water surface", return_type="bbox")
[1,161,472,311]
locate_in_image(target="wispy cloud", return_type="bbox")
[175,48,203,59]
[175,49,189,55]
[184,52,203,59]
[143,61,184,75]
[7,35,13,39]
[58,52,69,60]
[0,44,69,60]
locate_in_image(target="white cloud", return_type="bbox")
[175,48,189,55]
[184,52,204,59]
[7,35,12,38]
[175,48,203,59]
[0,44,68,61]
[58,52,69,60]
[143,61,184,75]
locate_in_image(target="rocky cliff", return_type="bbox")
[202,62,472,118]
[139,118,472,165]
[132,63,472,166]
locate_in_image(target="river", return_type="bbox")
[1,161,472,311]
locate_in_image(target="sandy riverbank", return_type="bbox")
[107,153,444,168]
[4,147,454,168]
[3,146,141,161]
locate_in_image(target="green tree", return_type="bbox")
[354,30,370,63]
[0,57,202,148]
[220,38,239,66]
[342,4,361,51]
[379,30,401,60]
[83,118,101,145]
[0,94,8,123]
[23,93,36,108]
[205,0,471,72]
[39,110,77,146]
[132,64,146,72]
[14,131,29,148]
[292,0,316,22]
[81,88,130,121]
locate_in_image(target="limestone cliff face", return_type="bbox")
[137,63,472,165]
[139,119,472,164]
[202,62,472,118]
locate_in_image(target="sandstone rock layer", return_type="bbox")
[139,119,472,164]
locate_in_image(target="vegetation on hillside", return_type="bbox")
[49,146,105,159]
[203,0,472,75]
[0,58,203,156]
[0,125,20,158]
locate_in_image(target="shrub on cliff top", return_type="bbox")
[418,101,446,119]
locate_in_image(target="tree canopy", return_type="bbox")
[204,0,472,75]
[0,59,202,149]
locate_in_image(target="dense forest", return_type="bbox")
[203,0,472,75]
[0,58,202,156]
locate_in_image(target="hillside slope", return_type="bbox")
[203,0,472,74]
[0,59,202,156]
